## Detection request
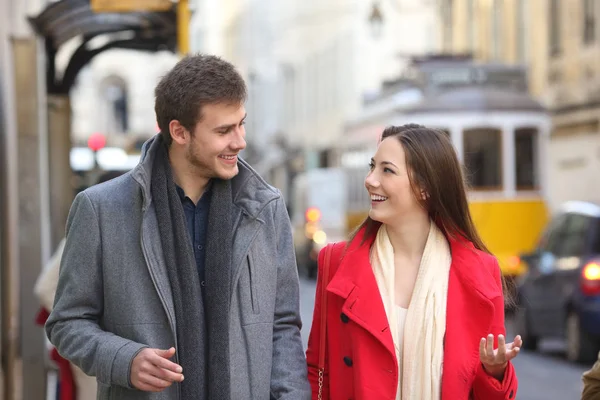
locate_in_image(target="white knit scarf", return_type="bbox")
[371,222,451,400]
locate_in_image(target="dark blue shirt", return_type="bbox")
[176,183,211,287]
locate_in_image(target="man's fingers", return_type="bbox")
[152,353,183,374]
[136,382,162,393]
[153,365,185,383]
[139,373,173,391]
[154,347,176,359]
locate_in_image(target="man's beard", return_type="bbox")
[185,141,215,178]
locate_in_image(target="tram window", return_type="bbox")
[463,128,502,189]
[515,127,538,189]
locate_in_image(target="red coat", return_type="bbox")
[306,230,518,400]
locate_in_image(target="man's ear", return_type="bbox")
[169,120,190,145]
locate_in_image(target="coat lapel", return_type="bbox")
[442,238,497,399]
[326,233,396,359]
[141,203,177,336]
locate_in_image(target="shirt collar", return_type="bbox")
[175,180,213,204]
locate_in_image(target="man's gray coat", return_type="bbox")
[46,136,311,399]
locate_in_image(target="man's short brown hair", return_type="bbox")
[154,54,247,145]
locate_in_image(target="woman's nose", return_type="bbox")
[365,173,380,189]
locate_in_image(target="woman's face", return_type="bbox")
[365,137,425,225]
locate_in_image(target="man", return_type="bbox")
[582,352,600,400]
[46,54,310,400]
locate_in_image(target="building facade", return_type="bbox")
[544,0,600,209]
[439,0,546,96]
[70,49,178,149]
[1,1,53,398]
[441,0,600,211]
[190,0,440,198]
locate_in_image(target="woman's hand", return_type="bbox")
[479,334,522,381]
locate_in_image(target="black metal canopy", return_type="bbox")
[29,0,177,94]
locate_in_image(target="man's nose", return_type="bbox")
[232,128,246,150]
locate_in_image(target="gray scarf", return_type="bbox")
[151,136,232,400]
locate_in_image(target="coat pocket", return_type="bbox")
[247,253,260,315]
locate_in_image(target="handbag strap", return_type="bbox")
[318,244,334,369]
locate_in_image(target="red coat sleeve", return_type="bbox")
[306,245,332,400]
[471,258,518,400]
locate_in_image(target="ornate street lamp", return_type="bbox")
[368,2,384,39]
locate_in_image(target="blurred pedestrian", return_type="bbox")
[582,351,600,400]
[306,124,521,400]
[45,54,310,400]
[34,170,124,400]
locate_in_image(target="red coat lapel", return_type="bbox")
[442,238,499,399]
[326,233,396,360]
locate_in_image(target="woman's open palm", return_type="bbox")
[480,334,522,377]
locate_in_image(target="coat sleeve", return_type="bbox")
[471,258,518,400]
[269,195,311,400]
[45,192,147,388]
[305,246,331,400]
[582,352,600,400]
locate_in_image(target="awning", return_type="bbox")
[29,0,177,94]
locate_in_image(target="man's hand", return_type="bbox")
[130,347,184,392]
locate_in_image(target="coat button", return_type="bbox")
[509,389,514,399]
[343,356,353,367]
[340,313,349,323]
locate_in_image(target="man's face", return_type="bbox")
[185,103,247,180]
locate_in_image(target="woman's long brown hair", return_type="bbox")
[350,123,513,302]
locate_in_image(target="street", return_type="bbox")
[298,277,592,400]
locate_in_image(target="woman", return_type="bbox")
[306,124,522,400]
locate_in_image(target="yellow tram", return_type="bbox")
[339,60,551,280]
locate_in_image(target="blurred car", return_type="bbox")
[515,201,600,363]
[291,168,347,278]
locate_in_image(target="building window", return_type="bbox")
[584,0,596,44]
[515,127,539,189]
[101,76,128,135]
[516,0,528,62]
[492,0,503,60]
[463,128,502,189]
[550,0,561,55]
